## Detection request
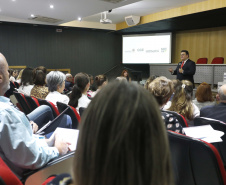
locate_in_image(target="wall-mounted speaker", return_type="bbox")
[125,15,140,26]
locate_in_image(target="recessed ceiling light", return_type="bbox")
[31,14,35,18]
[50,4,54,9]
[78,17,82,21]
[12,0,16,1]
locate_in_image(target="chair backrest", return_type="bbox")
[194,116,226,167]
[79,107,86,116]
[168,131,226,185]
[196,57,208,64]
[0,157,22,185]
[38,99,60,117]
[211,57,224,64]
[56,102,80,129]
[13,92,32,114]
[163,110,188,127]
[24,95,40,111]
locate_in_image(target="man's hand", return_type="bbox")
[30,121,38,134]
[179,68,183,73]
[54,134,71,155]
[168,68,173,73]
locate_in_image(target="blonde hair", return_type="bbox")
[168,80,194,120]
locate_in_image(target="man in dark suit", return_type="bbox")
[200,84,226,122]
[168,50,196,85]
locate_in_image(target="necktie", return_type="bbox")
[181,61,185,68]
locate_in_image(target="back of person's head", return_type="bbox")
[74,81,174,185]
[196,82,213,102]
[21,67,34,86]
[68,73,90,107]
[33,69,46,86]
[148,76,173,106]
[168,80,193,120]
[95,74,107,88]
[46,71,66,92]
[172,79,180,91]
[218,84,226,101]
[144,75,159,89]
[36,66,47,75]
[8,69,13,77]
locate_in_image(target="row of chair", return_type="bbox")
[13,92,81,129]
[196,57,224,64]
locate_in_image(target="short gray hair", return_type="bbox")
[46,71,66,92]
[218,85,226,101]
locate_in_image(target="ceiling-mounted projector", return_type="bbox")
[100,19,112,24]
[100,11,112,24]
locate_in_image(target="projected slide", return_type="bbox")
[123,33,171,64]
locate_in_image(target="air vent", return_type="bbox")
[99,0,126,4]
[29,15,62,23]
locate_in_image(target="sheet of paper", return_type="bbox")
[54,128,79,151]
[183,125,224,143]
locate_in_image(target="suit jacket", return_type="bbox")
[200,102,226,123]
[172,59,196,84]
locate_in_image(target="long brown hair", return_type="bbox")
[168,80,193,120]
[74,81,174,185]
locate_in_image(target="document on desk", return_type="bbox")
[49,128,79,151]
[183,125,224,143]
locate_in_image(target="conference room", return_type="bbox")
[1,0,226,185]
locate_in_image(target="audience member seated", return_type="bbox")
[48,80,174,184]
[69,81,173,185]
[0,53,71,179]
[164,80,200,126]
[88,74,97,91]
[144,75,158,89]
[68,73,91,112]
[121,69,131,82]
[9,69,18,82]
[91,74,108,97]
[148,76,185,134]
[200,84,226,122]
[193,82,216,110]
[45,71,69,107]
[30,68,49,99]
[65,73,74,92]
[18,67,34,96]
[16,69,23,84]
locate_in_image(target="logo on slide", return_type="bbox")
[137,48,144,52]
[146,50,159,53]
[161,48,167,52]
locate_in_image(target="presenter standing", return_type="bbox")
[168,50,196,85]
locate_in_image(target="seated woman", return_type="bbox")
[91,74,108,97]
[68,73,90,112]
[30,68,49,99]
[193,82,216,110]
[18,67,34,96]
[71,81,173,185]
[164,80,200,126]
[121,69,131,82]
[45,71,69,107]
[149,76,185,134]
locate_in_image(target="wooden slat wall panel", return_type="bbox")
[172,27,226,64]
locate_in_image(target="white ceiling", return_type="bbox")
[0,0,207,27]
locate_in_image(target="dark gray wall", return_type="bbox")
[0,24,122,76]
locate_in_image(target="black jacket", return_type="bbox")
[172,59,196,84]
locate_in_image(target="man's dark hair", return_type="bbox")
[181,50,189,57]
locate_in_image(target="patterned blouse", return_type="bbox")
[30,85,49,100]
[161,111,185,135]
